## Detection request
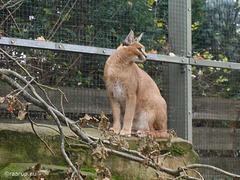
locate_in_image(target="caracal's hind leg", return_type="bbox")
[109,95,121,134]
[152,109,168,138]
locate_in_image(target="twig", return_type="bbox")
[6,0,22,9]
[89,2,124,46]
[27,120,60,134]
[29,119,90,146]
[48,0,78,41]
[37,84,68,102]
[55,54,82,86]
[46,0,71,40]
[183,164,240,179]
[0,0,23,33]
[0,0,14,10]
[15,77,35,96]
[27,115,55,155]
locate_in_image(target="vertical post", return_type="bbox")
[168,0,192,141]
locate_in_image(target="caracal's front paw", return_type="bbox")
[109,127,120,134]
[120,129,131,137]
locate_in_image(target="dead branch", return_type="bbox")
[0,69,85,180]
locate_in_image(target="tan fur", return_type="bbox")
[104,30,168,139]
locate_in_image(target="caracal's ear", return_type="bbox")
[135,33,143,42]
[123,30,134,46]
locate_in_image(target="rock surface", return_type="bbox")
[0,123,199,179]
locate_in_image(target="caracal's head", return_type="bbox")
[121,30,148,63]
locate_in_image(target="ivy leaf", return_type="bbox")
[43,8,52,15]
[157,22,163,27]
[138,63,144,69]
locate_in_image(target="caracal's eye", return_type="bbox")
[137,47,142,52]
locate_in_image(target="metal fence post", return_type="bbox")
[168,0,192,141]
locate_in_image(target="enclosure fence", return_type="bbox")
[0,0,240,179]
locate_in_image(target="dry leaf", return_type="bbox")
[128,1,133,6]
[118,136,130,150]
[96,163,111,179]
[193,55,204,60]
[36,36,46,41]
[5,95,18,112]
[79,114,91,127]
[92,146,107,160]
[17,102,32,120]
[137,135,160,155]
[38,169,50,176]
[0,97,5,103]
[166,130,177,147]
[98,112,110,130]
[33,163,41,171]
[18,109,27,120]
[163,43,169,52]
[79,114,100,127]
[148,49,158,54]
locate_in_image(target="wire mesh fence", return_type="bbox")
[192,0,240,178]
[0,0,240,179]
[0,0,169,51]
[192,0,240,63]
[192,66,240,178]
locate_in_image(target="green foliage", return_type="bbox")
[192,0,240,98]
[192,51,240,98]
[1,0,169,89]
[192,0,240,63]
[80,167,96,174]
[161,145,187,156]
[2,0,168,51]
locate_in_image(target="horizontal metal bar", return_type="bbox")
[0,37,240,69]
[0,37,115,56]
[190,58,240,70]
[147,53,187,64]
[0,37,188,64]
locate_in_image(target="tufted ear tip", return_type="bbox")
[135,33,143,42]
[123,30,134,46]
